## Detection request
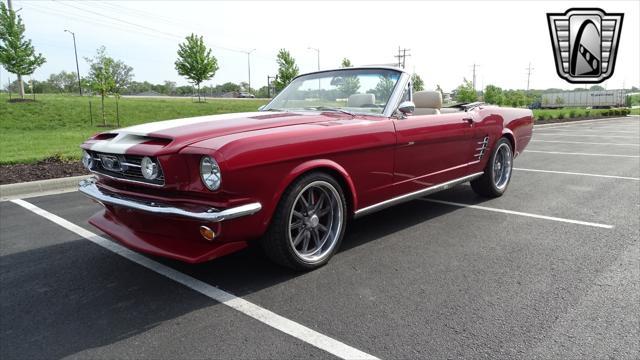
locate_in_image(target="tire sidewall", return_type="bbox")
[487,138,513,195]
[280,172,347,269]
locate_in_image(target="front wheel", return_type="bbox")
[470,137,513,197]
[262,172,347,271]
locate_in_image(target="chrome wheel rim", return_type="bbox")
[288,181,343,263]
[493,143,513,190]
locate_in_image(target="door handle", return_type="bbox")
[462,117,474,124]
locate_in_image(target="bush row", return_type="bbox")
[534,108,631,121]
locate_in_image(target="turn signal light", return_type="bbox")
[199,226,216,241]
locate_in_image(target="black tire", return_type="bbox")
[262,172,347,271]
[470,137,513,198]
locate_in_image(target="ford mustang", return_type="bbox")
[79,67,533,270]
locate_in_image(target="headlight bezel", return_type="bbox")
[81,150,93,170]
[200,156,222,191]
[140,156,159,180]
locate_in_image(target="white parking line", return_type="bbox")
[10,199,379,360]
[535,129,639,134]
[533,133,638,139]
[525,150,640,158]
[534,117,636,128]
[514,167,640,181]
[420,198,613,229]
[531,140,639,147]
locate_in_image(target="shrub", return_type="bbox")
[557,112,565,119]
[569,109,577,118]
[584,110,591,117]
[622,108,630,116]
[537,114,546,121]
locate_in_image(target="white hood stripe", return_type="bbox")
[89,111,271,154]
[116,111,266,136]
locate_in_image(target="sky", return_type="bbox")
[3,0,640,92]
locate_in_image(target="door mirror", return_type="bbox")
[397,101,415,115]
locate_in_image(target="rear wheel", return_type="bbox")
[470,137,513,197]
[262,172,347,270]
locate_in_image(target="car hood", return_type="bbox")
[83,111,342,156]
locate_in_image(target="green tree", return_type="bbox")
[175,34,218,102]
[411,73,424,92]
[455,78,477,103]
[336,58,360,97]
[85,47,116,125]
[483,85,504,105]
[589,85,605,91]
[0,3,46,99]
[47,71,78,93]
[273,49,299,92]
[340,58,353,68]
[368,76,395,101]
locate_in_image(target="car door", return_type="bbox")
[392,111,474,193]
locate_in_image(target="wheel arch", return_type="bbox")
[500,130,516,155]
[268,159,358,221]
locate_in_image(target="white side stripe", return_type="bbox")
[10,199,378,360]
[514,168,640,181]
[530,140,639,147]
[420,198,613,229]
[525,150,640,158]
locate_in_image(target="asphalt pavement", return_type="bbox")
[1,116,638,359]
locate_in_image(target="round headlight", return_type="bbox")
[141,156,159,180]
[81,150,93,170]
[200,156,221,191]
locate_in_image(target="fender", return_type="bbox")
[265,159,359,224]
[501,128,517,157]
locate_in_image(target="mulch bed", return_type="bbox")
[0,157,88,185]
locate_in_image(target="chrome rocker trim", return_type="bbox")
[354,172,484,218]
[78,178,262,222]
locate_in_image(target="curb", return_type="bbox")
[0,175,90,201]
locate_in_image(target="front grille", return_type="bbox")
[88,151,165,186]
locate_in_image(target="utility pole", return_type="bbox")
[525,62,534,91]
[242,49,255,93]
[470,63,480,91]
[394,47,411,69]
[7,0,12,11]
[64,29,82,96]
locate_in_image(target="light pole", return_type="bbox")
[64,29,82,96]
[243,49,256,93]
[308,47,320,70]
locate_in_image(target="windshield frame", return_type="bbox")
[261,67,410,118]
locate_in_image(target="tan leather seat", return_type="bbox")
[347,93,375,108]
[413,91,442,115]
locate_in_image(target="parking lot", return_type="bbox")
[1,116,638,359]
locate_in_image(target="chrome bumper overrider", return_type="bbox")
[78,178,262,222]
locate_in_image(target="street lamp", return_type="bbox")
[243,49,256,93]
[308,47,320,70]
[64,29,82,96]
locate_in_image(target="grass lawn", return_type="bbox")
[0,94,268,164]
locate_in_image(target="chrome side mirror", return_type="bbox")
[397,101,415,115]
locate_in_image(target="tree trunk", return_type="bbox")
[17,74,25,99]
[197,83,201,103]
[101,94,106,126]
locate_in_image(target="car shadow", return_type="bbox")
[159,184,489,297]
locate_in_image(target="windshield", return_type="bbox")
[264,68,402,115]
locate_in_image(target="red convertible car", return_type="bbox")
[79,67,533,270]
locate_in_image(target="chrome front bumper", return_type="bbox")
[78,178,262,222]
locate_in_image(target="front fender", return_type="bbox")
[267,159,358,220]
